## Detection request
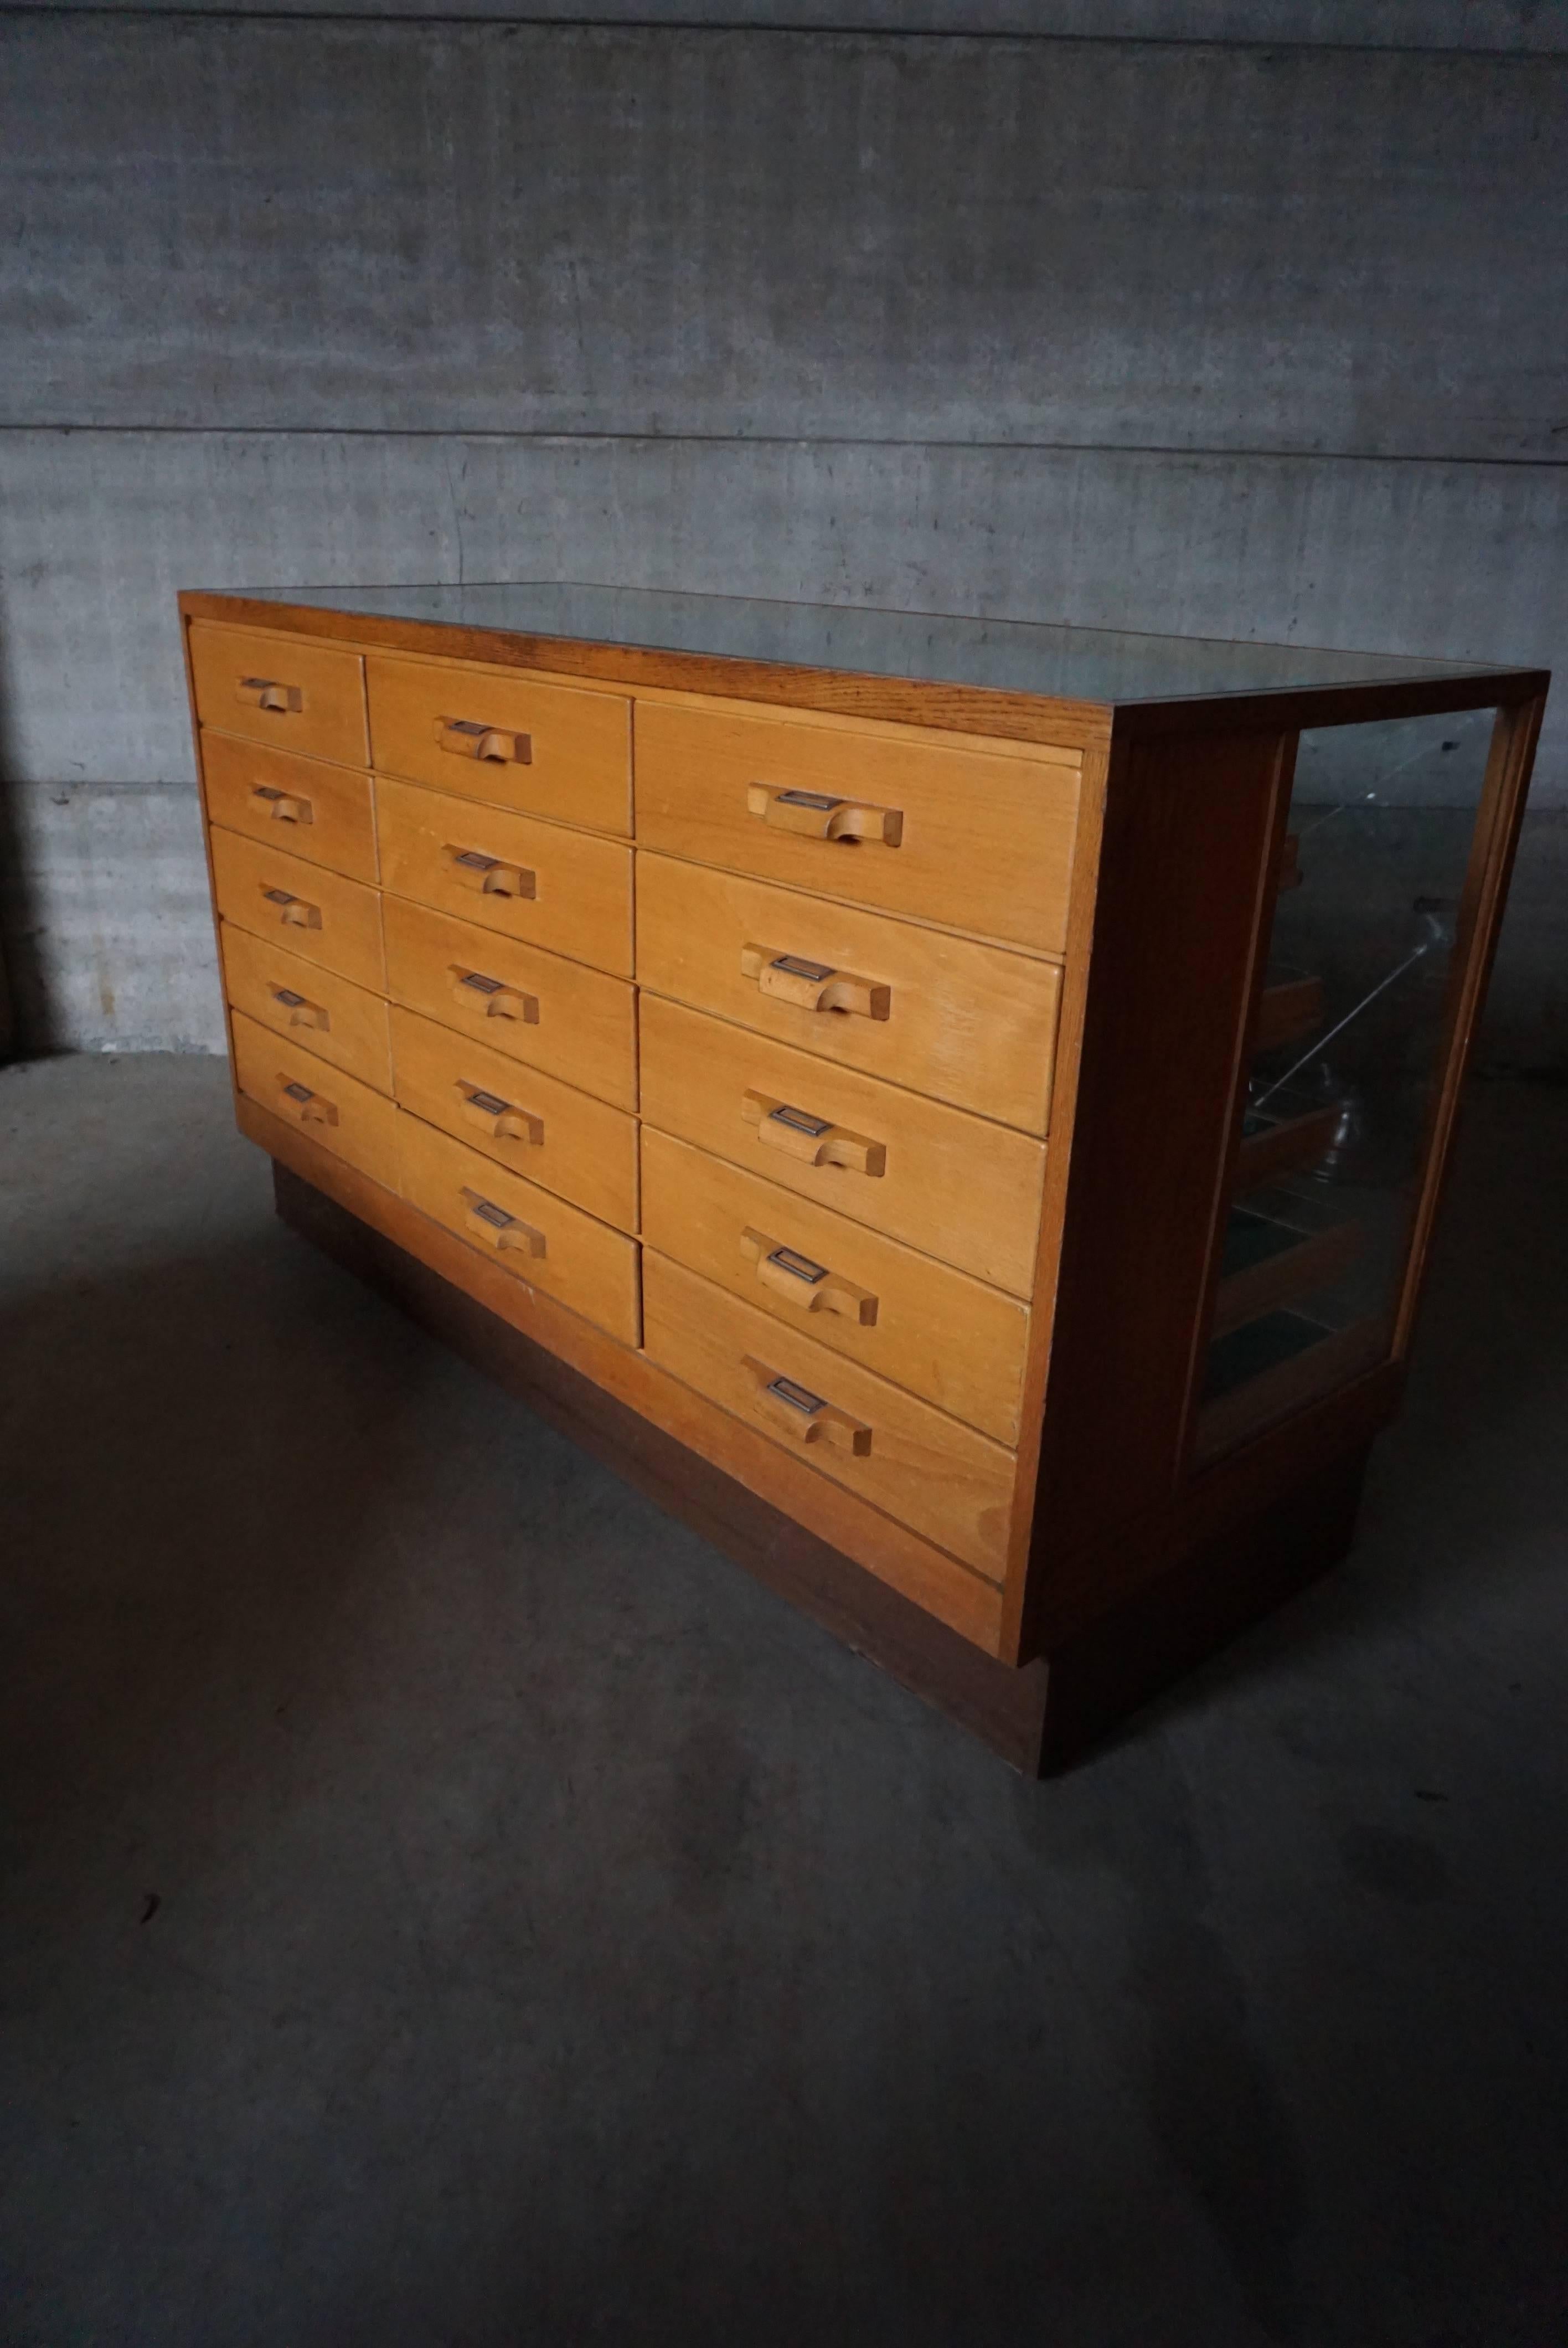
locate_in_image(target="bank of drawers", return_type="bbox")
[199,626,1079,1579]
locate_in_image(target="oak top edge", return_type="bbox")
[180,585,1539,750]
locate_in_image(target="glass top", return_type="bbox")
[219,580,1507,705]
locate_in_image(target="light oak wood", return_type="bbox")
[365,653,631,836]
[220,921,393,1094]
[635,853,1061,1131]
[375,775,634,978]
[209,823,385,992]
[188,621,368,768]
[643,1252,1014,1579]
[389,1003,638,1232]
[639,995,1045,1295]
[250,1103,1005,1650]
[395,1110,641,1347]
[635,700,1081,954]
[1210,1216,1363,1340]
[230,1010,398,1183]
[381,895,636,1113]
[200,732,379,886]
[641,1129,1029,1443]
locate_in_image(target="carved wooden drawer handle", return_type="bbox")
[742,1090,885,1176]
[436,718,533,766]
[461,1186,545,1257]
[448,965,540,1024]
[742,1356,872,1455]
[277,1074,336,1128]
[456,1080,544,1146]
[740,945,890,1021]
[269,982,329,1032]
[250,782,313,826]
[236,676,303,715]
[739,1228,878,1324]
[443,846,537,899]
[746,784,902,847]
[261,884,321,931]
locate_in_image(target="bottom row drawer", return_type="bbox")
[642,1250,1015,1582]
[232,1015,641,1347]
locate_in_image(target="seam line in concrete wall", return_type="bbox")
[6,424,1568,473]
[2,7,1563,55]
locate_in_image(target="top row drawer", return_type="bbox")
[189,625,633,836]
[189,627,1083,951]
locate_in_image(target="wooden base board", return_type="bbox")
[274,1161,1371,1774]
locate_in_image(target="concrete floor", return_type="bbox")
[2,1055,1566,2348]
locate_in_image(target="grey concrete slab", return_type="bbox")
[4,430,1564,792]
[4,21,1565,456]
[2,1053,1567,2345]
[4,0,1565,42]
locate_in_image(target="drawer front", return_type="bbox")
[635,701,1080,954]
[201,731,378,885]
[189,623,368,768]
[209,824,385,992]
[230,1010,398,1184]
[638,996,1044,1296]
[390,1004,637,1233]
[376,776,633,978]
[641,1130,1028,1444]
[396,1111,641,1347]
[382,897,636,1113]
[366,654,631,836]
[220,923,392,1094]
[636,853,1061,1134]
[643,1252,1013,1579]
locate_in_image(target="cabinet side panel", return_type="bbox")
[1017,724,1293,1651]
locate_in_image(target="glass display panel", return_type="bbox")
[1195,705,1499,1460]
[210,581,1505,706]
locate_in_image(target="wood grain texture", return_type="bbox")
[395,1109,641,1347]
[383,894,636,1114]
[220,921,393,1095]
[209,823,386,993]
[642,1252,1016,1580]
[200,732,379,886]
[641,1129,1029,1444]
[188,620,369,768]
[635,698,1081,955]
[635,851,1061,1132]
[1017,724,1294,1650]
[375,775,635,978]
[247,1098,1005,1651]
[231,1011,399,1185]
[639,993,1045,1295]
[389,1001,638,1233]
[365,651,632,836]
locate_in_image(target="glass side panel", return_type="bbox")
[204,580,1505,705]
[1194,704,1499,1462]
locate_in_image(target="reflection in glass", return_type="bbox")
[1197,707,1497,1459]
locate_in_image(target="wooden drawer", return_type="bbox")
[638,996,1044,1296]
[390,1004,637,1233]
[396,1111,640,1347]
[201,731,378,885]
[635,701,1080,955]
[230,1010,398,1185]
[366,654,631,836]
[382,897,636,1113]
[209,824,384,992]
[220,923,392,1094]
[641,1130,1028,1444]
[643,1252,1013,1579]
[188,622,368,769]
[636,853,1061,1134]
[376,776,633,978]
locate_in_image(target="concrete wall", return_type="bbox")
[2,13,1565,1059]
